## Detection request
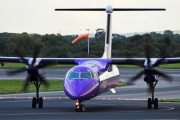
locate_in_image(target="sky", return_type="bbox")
[0,0,180,35]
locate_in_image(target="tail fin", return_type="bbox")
[63,5,166,59]
[102,44,109,58]
[102,6,113,58]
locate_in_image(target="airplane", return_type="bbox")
[0,5,180,112]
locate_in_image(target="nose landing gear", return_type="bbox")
[75,100,86,112]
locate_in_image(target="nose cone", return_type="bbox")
[64,79,99,100]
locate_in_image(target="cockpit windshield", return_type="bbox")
[68,72,79,79]
[68,72,92,79]
[80,72,91,78]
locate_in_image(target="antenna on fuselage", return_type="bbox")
[55,5,165,58]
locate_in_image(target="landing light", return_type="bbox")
[76,102,79,106]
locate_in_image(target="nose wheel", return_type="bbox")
[75,100,86,112]
[147,98,158,109]
[147,80,158,109]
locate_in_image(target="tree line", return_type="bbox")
[0,30,180,58]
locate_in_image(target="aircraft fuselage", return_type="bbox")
[63,60,120,101]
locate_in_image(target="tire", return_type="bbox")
[80,105,85,112]
[75,106,79,112]
[148,98,152,109]
[154,98,158,109]
[32,97,37,108]
[38,97,43,108]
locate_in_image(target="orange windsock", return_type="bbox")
[71,34,88,44]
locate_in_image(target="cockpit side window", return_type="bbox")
[92,72,98,79]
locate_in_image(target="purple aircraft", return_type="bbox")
[1,5,180,112]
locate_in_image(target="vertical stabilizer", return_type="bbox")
[102,44,109,58]
[102,5,113,58]
[55,5,165,59]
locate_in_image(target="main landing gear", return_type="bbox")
[147,80,158,109]
[75,100,86,112]
[31,80,43,108]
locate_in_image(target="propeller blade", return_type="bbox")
[21,77,30,92]
[145,46,151,67]
[152,58,164,68]
[130,70,144,82]
[37,73,49,87]
[153,70,172,81]
[6,68,27,76]
[14,49,28,65]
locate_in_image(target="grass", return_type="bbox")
[117,81,133,87]
[160,64,180,69]
[1,63,75,69]
[0,80,131,94]
[160,99,180,102]
[2,63,180,69]
[0,80,64,94]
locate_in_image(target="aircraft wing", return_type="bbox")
[0,57,77,65]
[0,57,180,66]
[162,58,180,64]
[0,57,145,64]
[111,57,180,67]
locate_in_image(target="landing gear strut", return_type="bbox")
[147,80,158,109]
[31,80,43,108]
[75,100,85,112]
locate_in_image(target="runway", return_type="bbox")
[0,68,180,119]
[1,98,180,120]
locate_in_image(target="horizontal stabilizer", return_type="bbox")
[55,8,105,11]
[55,8,165,11]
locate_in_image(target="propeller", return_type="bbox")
[6,46,56,91]
[129,45,172,93]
